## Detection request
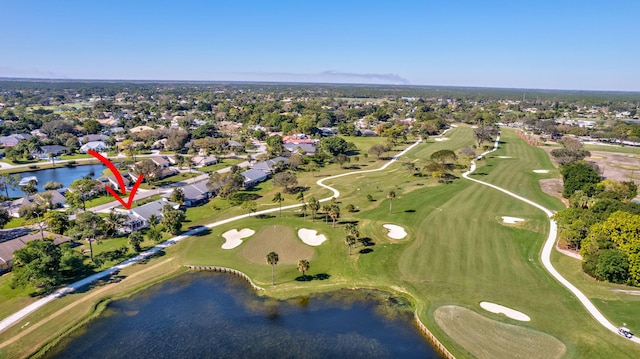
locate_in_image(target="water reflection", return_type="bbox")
[45,272,440,359]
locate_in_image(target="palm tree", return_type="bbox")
[329,204,340,228]
[345,235,357,255]
[297,259,310,278]
[272,192,283,217]
[104,209,127,236]
[266,252,279,285]
[344,223,359,239]
[48,152,56,166]
[300,203,308,220]
[149,214,159,229]
[321,204,331,223]
[308,197,320,222]
[387,190,396,213]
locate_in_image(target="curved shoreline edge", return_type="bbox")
[462,133,640,345]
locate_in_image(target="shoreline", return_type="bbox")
[31,268,449,358]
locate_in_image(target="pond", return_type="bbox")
[5,163,103,197]
[44,272,441,358]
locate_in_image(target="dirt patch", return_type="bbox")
[539,178,568,206]
[434,305,566,359]
[241,225,314,265]
[587,151,640,201]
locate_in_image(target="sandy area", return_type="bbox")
[480,302,531,321]
[434,138,449,142]
[533,169,550,173]
[298,228,327,246]
[221,228,255,249]
[383,224,407,239]
[501,216,524,224]
[496,156,512,158]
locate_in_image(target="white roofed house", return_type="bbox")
[116,199,180,233]
[191,155,218,168]
[32,145,69,159]
[80,141,109,153]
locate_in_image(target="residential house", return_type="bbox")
[1,191,67,218]
[180,181,213,207]
[191,155,218,167]
[106,174,133,191]
[80,141,109,153]
[0,134,31,147]
[0,231,71,273]
[32,145,68,160]
[151,156,172,168]
[117,199,180,233]
[284,142,316,155]
[252,157,289,174]
[79,134,109,144]
[240,168,269,188]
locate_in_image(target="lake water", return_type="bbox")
[5,164,103,197]
[44,272,440,359]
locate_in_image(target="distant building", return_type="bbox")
[0,231,71,273]
[80,141,108,153]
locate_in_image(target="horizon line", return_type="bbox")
[1,76,639,95]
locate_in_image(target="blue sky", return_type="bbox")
[2,1,639,91]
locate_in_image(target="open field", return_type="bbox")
[2,125,640,358]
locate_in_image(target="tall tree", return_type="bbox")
[266,251,279,285]
[69,178,99,211]
[329,204,340,228]
[273,172,298,193]
[72,211,104,262]
[0,173,20,198]
[345,235,357,256]
[297,259,310,278]
[44,210,69,234]
[387,190,396,213]
[11,239,62,292]
[128,231,144,253]
[308,197,320,222]
[0,207,10,229]
[161,205,186,235]
[272,192,284,217]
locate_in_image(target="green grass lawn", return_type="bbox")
[2,124,640,358]
[198,158,245,173]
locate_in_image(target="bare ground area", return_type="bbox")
[539,178,569,207]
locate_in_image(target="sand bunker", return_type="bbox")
[221,228,255,249]
[434,138,450,142]
[298,228,327,246]
[480,302,531,321]
[496,156,512,158]
[533,169,550,173]
[501,216,524,224]
[383,224,407,239]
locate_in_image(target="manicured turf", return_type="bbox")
[240,225,315,265]
[434,305,566,359]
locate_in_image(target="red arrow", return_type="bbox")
[88,149,144,210]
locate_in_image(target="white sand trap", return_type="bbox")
[434,138,449,142]
[298,228,327,246]
[502,216,525,224]
[533,169,550,173]
[383,224,407,239]
[471,125,478,128]
[221,228,255,249]
[496,156,512,158]
[480,302,531,321]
